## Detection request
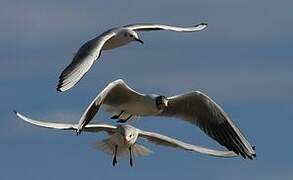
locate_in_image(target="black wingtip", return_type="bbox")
[201,22,208,26]
[56,71,67,92]
[56,78,64,92]
[247,153,256,160]
[236,150,256,160]
[196,22,208,26]
[56,86,62,92]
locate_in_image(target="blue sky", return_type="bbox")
[1,0,292,179]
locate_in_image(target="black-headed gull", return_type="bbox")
[57,22,208,92]
[75,79,256,159]
[15,111,237,167]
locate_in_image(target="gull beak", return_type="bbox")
[135,38,144,44]
[123,137,127,144]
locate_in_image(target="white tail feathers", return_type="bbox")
[93,138,115,155]
[132,144,152,156]
[93,138,152,157]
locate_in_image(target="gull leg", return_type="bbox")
[111,111,124,119]
[112,145,118,167]
[117,115,133,123]
[129,147,133,167]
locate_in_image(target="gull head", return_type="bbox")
[122,29,144,44]
[117,125,138,145]
[154,95,169,112]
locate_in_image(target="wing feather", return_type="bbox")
[138,129,238,158]
[124,22,207,32]
[57,31,117,92]
[159,91,256,159]
[15,111,116,134]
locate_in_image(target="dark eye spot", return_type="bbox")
[156,97,162,106]
[129,134,132,138]
[130,34,133,38]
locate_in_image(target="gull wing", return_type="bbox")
[159,91,256,159]
[138,129,238,158]
[57,30,117,92]
[76,79,145,133]
[124,22,207,32]
[15,111,116,134]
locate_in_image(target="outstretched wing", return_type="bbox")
[159,91,256,159]
[138,129,237,158]
[57,30,117,92]
[15,111,116,134]
[124,22,207,32]
[76,79,145,133]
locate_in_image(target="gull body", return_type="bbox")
[76,79,256,159]
[15,111,237,166]
[57,22,208,92]
[102,93,165,118]
[101,29,142,50]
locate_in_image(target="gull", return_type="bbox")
[57,22,208,92]
[76,79,256,159]
[14,111,237,167]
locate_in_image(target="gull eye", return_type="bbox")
[156,97,162,105]
[130,34,133,38]
[129,134,132,138]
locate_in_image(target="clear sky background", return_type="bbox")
[1,0,292,179]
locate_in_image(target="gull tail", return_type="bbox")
[93,139,152,157]
[132,144,153,157]
[93,138,116,156]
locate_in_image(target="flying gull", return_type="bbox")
[76,79,256,159]
[15,111,237,167]
[57,22,207,92]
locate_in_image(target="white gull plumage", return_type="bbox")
[15,111,237,166]
[57,22,208,92]
[76,79,256,159]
